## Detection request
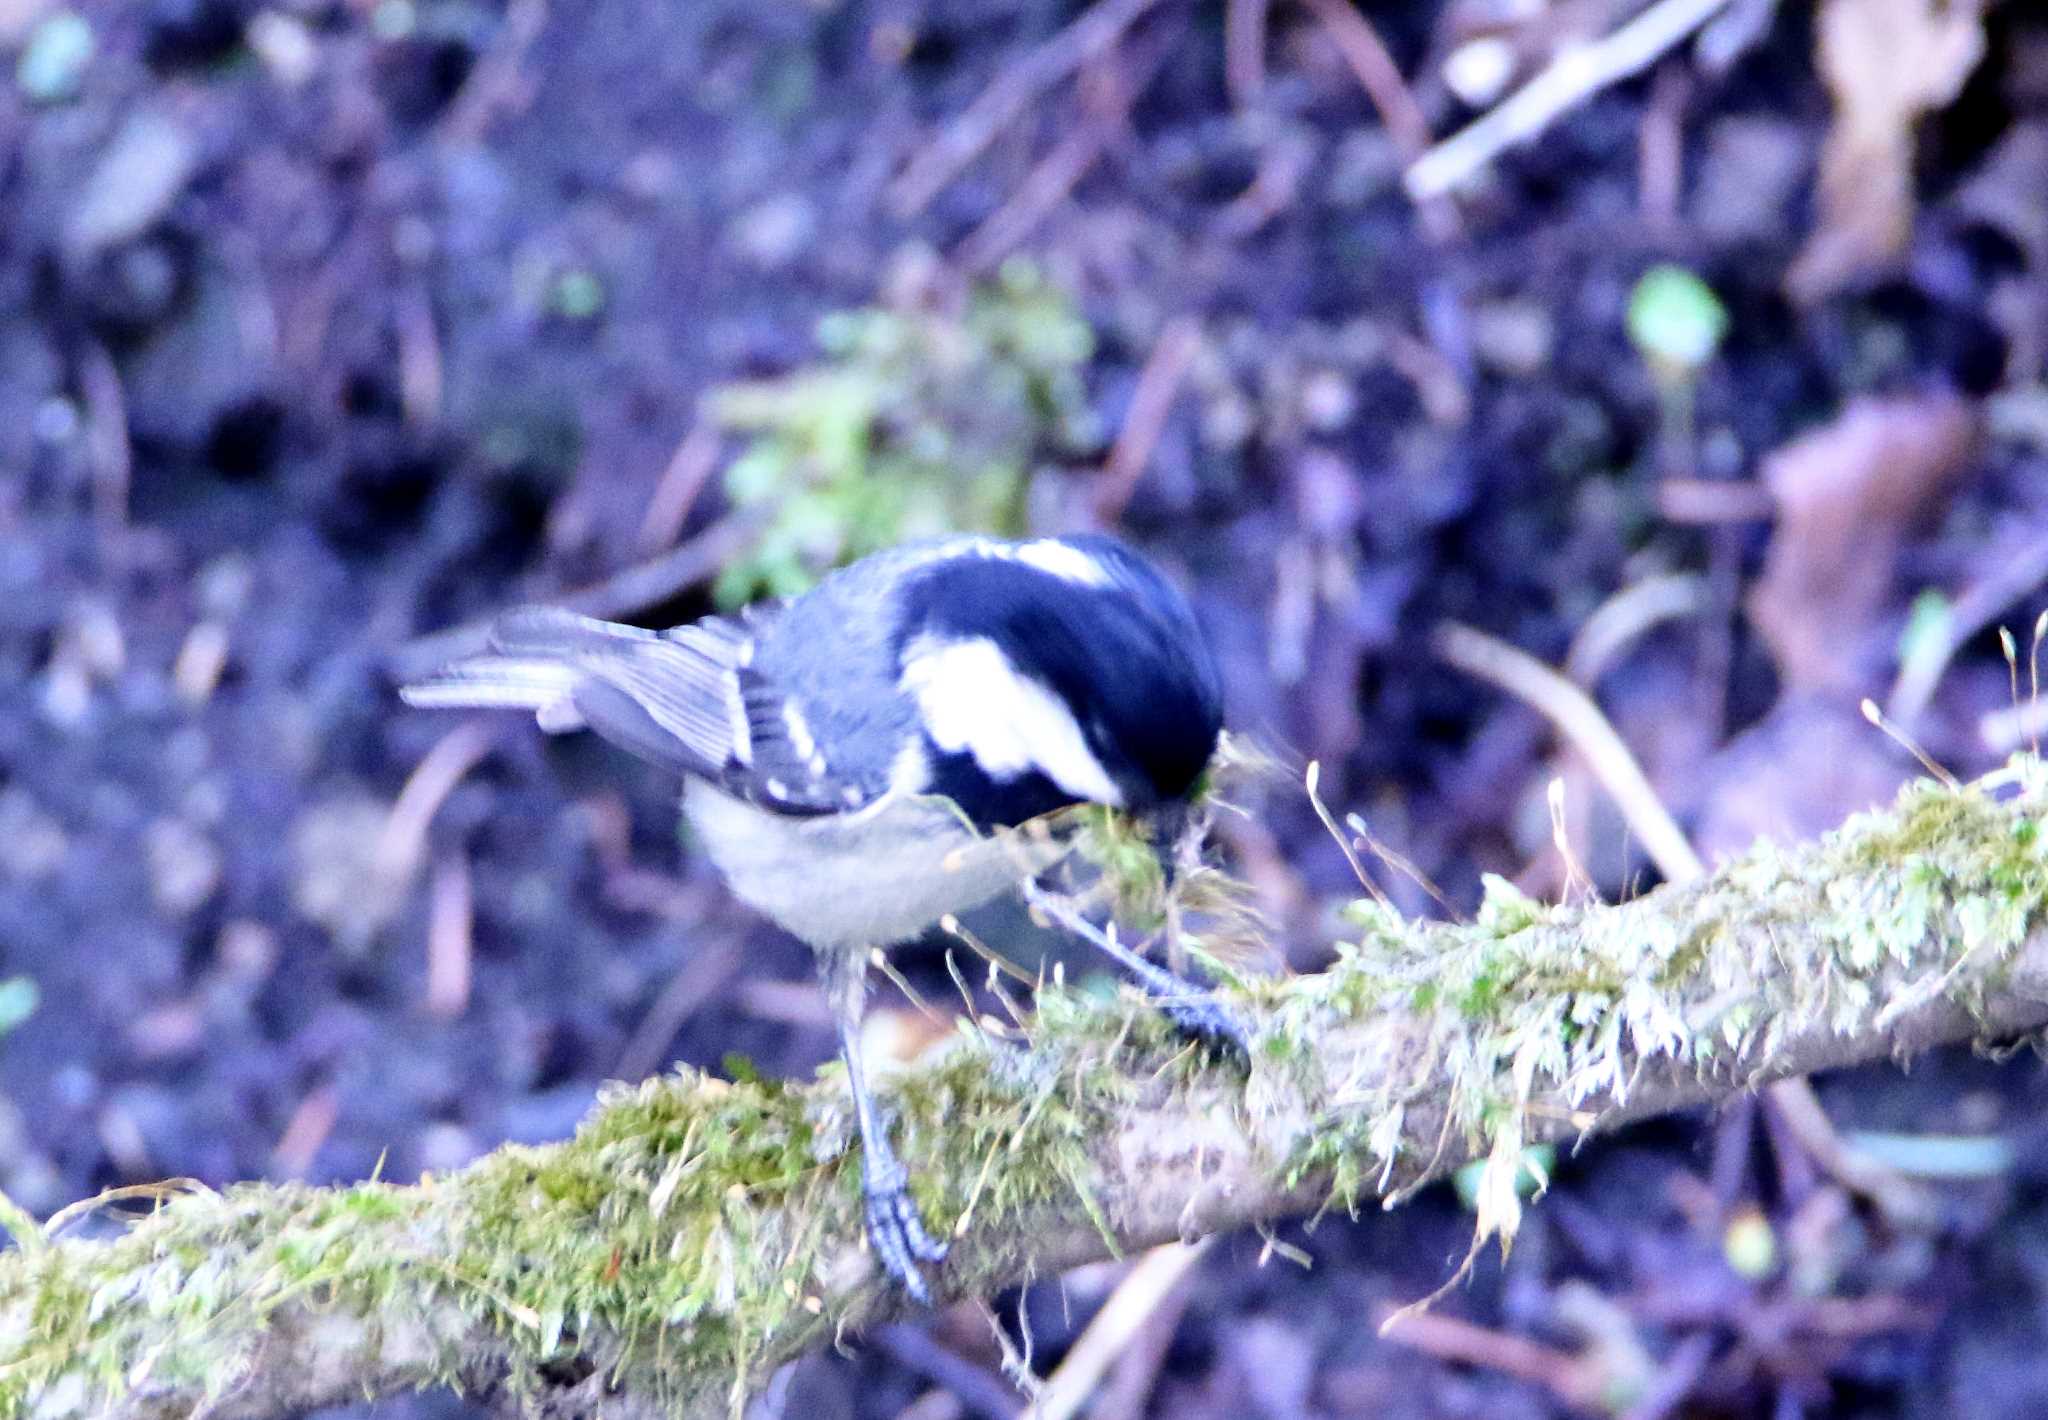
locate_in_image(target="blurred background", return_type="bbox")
[4,0,2048,1415]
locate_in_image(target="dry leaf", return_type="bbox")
[1785,0,1988,304]
[1746,392,1979,693]
[1693,694,1908,860]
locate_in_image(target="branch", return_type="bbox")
[9,763,2048,1419]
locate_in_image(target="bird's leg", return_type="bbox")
[1021,878,1250,1057]
[821,946,949,1304]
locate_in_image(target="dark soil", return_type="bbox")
[5,1,2048,1416]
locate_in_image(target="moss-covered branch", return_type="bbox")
[10,763,2048,1420]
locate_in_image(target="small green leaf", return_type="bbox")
[17,11,94,105]
[1627,264,1729,374]
[0,976,37,1036]
[1898,588,1952,666]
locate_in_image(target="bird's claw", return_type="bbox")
[863,1159,948,1304]
[1161,993,1252,1061]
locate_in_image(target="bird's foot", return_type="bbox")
[863,1153,948,1304]
[1159,991,1252,1061]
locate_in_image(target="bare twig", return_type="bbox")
[1095,317,1202,523]
[561,513,754,622]
[395,283,443,430]
[1657,479,1775,524]
[636,418,722,554]
[269,1083,339,1180]
[615,939,746,1082]
[953,34,1171,274]
[436,0,549,143]
[374,720,497,896]
[1031,1240,1211,1420]
[1380,1305,1609,1410]
[1406,0,1736,201]
[870,1326,1022,1420]
[1295,0,1433,162]
[426,854,474,1020]
[1762,1067,1935,1227]
[1085,1249,1201,1420]
[1224,0,1270,107]
[1433,620,1703,880]
[887,0,1170,217]
[76,336,130,540]
[953,116,1109,275]
[1637,61,1691,235]
[1887,530,2048,730]
[1294,0,1460,240]
[1564,574,1708,687]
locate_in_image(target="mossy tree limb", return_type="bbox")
[9,764,2048,1419]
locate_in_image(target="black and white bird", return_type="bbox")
[401,533,1225,1301]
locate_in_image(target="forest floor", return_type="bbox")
[5,1,2048,1416]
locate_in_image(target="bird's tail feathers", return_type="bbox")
[397,609,658,731]
[397,656,587,730]
[400,607,745,773]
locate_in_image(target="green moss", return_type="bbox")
[708,255,1101,605]
[9,760,2048,1417]
[1281,757,2048,1256]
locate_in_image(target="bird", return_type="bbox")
[400,532,1227,1301]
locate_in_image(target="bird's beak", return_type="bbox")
[1147,801,1192,889]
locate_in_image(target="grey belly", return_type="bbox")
[682,782,1064,952]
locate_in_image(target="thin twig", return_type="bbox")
[1029,1240,1211,1420]
[870,1325,1023,1420]
[1294,0,1460,240]
[1656,478,1775,524]
[616,940,746,1082]
[1762,1067,1936,1228]
[1379,1305,1607,1409]
[887,0,1170,217]
[1437,619,1929,1221]
[426,853,474,1020]
[564,513,755,622]
[1223,0,1270,107]
[1563,573,1708,687]
[395,282,442,430]
[436,0,549,143]
[954,37,1169,274]
[1886,530,2048,729]
[1637,61,1690,236]
[1085,1242,1203,1420]
[76,336,130,540]
[374,720,497,896]
[1406,0,1736,200]
[1433,620,1703,882]
[373,720,496,911]
[637,418,722,554]
[1295,0,1433,161]
[270,1083,340,1180]
[1095,317,1202,524]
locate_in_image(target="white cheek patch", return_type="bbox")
[1011,539,1109,587]
[899,636,1123,806]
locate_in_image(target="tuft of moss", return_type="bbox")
[708,253,1101,604]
